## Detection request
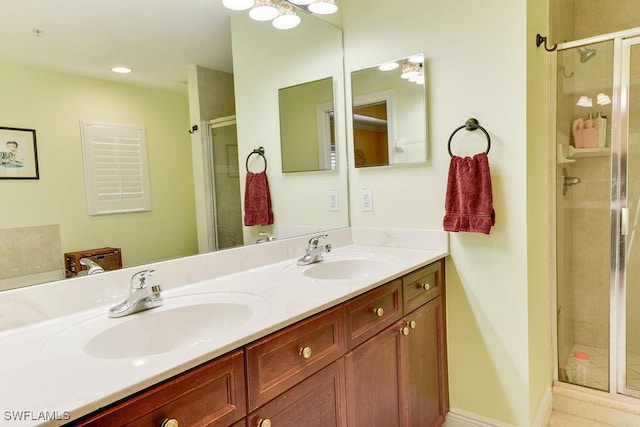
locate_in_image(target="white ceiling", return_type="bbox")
[0,0,233,92]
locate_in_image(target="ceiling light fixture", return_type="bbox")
[249,0,279,21]
[273,2,301,29]
[222,0,255,10]
[112,66,132,74]
[400,61,420,80]
[224,0,337,29]
[378,62,399,71]
[307,0,338,14]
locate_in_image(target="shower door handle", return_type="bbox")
[622,208,629,236]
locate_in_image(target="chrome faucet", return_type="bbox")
[79,258,104,276]
[256,231,276,244]
[297,234,331,266]
[108,269,163,318]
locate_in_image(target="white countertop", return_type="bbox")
[0,228,447,426]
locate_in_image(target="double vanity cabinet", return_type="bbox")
[70,259,447,427]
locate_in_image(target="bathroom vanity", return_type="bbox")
[70,259,447,427]
[0,228,448,427]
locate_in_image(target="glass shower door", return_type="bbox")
[621,36,640,397]
[556,40,614,392]
[209,118,244,251]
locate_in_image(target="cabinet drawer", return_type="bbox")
[402,259,443,314]
[72,350,246,427]
[248,360,347,427]
[245,306,345,411]
[345,279,402,350]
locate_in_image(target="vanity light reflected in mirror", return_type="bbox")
[351,54,428,168]
[279,77,337,173]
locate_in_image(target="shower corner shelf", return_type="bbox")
[571,147,611,158]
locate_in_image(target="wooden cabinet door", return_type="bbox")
[71,350,246,427]
[402,298,448,427]
[344,320,405,427]
[248,360,347,427]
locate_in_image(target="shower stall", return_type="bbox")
[204,116,244,251]
[555,29,640,398]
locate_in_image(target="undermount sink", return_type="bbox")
[45,292,268,359]
[302,257,390,280]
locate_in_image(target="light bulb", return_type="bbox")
[249,0,279,21]
[378,62,399,71]
[288,0,316,4]
[222,0,255,10]
[273,2,301,29]
[407,54,424,64]
[307,0,337,14]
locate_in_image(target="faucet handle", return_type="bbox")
[308,234,328,247]
[130,269,155,289]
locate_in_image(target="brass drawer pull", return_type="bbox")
[373,307,385,317]
[299,346,312,359]
[407,320,417,329]
[400,326,410,336]
[160,419,179,427]
[421,282,431,291]
[257,418,272,427]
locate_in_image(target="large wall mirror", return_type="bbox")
[0,2,348,292]
[279,77,336,173]
[231,12,348,245]
[351,54,427,167]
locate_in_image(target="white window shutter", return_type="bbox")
[81,120,151,215]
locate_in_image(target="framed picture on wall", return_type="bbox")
[0,127,39,179]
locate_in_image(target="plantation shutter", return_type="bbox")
[81,120,151,215]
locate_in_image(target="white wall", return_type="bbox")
[342,0,549,425]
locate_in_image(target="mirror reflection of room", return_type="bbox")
[351,53,428,168]
[278,77,336,173]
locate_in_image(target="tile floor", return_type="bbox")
[548,411,612,426]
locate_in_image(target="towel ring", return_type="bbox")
[447,118,491,157]
[246,147,267,173]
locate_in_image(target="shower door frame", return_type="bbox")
[553,27,640,400]
[204,116,238,252]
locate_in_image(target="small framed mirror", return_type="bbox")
[279,77,336,173]
[351,54,427,167]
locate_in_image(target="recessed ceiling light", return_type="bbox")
[112,66,132,74]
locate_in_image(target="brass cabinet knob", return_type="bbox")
[408,320,417,329]
[400,326,410,336]
[421,282,431,291]
[299,346,312,359]
[257,418,272,427]
[373,307,385,317]
[160,419,179,427]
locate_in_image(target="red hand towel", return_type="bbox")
[443,152,495,234]
[244,171,274,226]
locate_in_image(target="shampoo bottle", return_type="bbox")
[595,112,607,148]
[573,351,589,386]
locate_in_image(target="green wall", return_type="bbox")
[0,60,198,268]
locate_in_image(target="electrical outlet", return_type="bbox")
[361,188,373,211]
[328,190,339,212]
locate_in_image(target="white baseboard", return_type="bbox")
[533,387,553,427]
[445,388,552,427]
[445,408,512,427]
